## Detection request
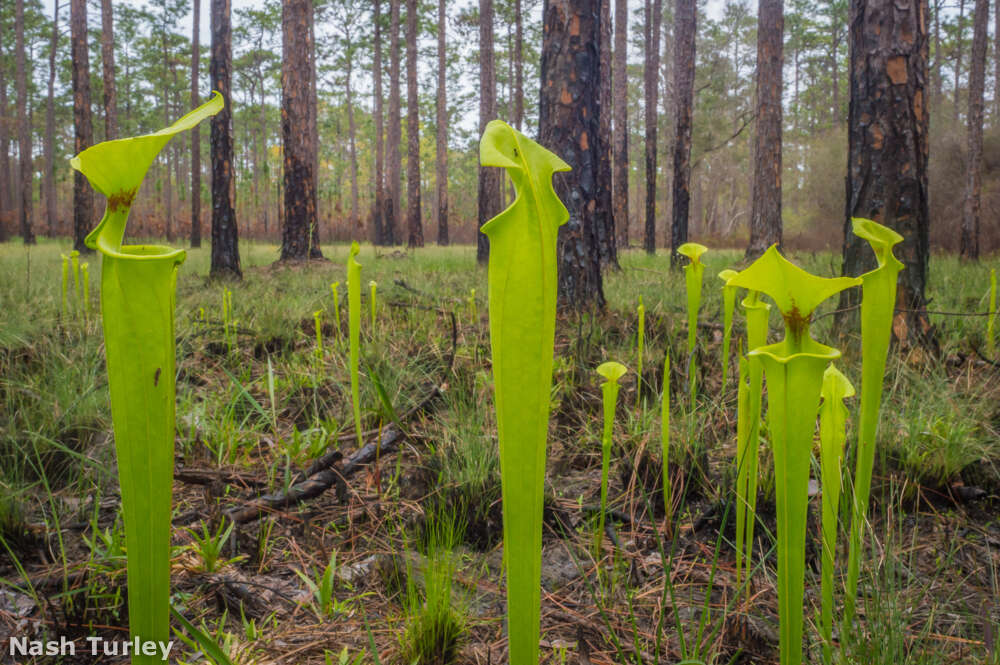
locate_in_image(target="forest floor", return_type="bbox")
[1,240,999,665]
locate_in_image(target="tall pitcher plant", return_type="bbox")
[479,119,570,665]
[843,218,904,634]
[728,246,860,665]
[718,269,738,391]
[677,242,707,402]
[70,93,223,665]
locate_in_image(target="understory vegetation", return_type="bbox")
[1,241,999,664]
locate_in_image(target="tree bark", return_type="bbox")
[477,0,501,263]
[597,0,617,267]
[71,0,93,253]
[960,0,987,260]
[405,0,423,248]
[346,48,360,235]
[15,0,35,244]
[953,0,965,124]
[210,0,241,278]
[44,0,59,236]
[191,0,202,248]
[101,0,117,141]
[373,0,386,245]
[746,0,784,258]
[435,0,449,245]
[995,0,999,122]
[514,0,524,129]
[0,10,11,239]
[307,3,321,255]
[386,0,402,245]
[670,0,696,263]
[612,0,629,249]
[840,0,932,346]
[643,0,662,254]
[540,0,607,310]
[932,0,942,104]
[162,32,173,241]
[280,0,321,261]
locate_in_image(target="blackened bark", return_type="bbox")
[746,0,784,258]
[671,0,696,263]
[346,49,360,234]
[280,0,321,261]
[44,0,58,235]
[597,0,617,267]
[405,0,423,248]
[477,0,500,263]
[643,0,662,254]
[307,4,321,256]
[612,0,629,249]
[386,0,402,245]
[71,0,93,253]
[373,0,386,244]
[436,0,449,245]
[191,0,202,248]
[960,0,987,260]
[210,0,241,278]
[839,0,932,346]
[101,0,117,140]
[540,0,606,310]
[15,0,35,244]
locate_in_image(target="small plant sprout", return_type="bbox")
[369,279,377,329]
[727,245,860,665]
[347,242,363,448]
[636,296,645,406]
[718,269,738,391]
[677,241,708,401]
[661,348,671,522]
[468,288,478,322]
[330,281,342,339]
[818,363,854,665]
[479,119,570,665]
[313,309,324,359]
[843,218,904,635]
[988,268,997,356]
[70,91,222,665]
[595,361,627,552]
[185,519,241,574]
[294,549,342,619]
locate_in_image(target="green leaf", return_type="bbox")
[718,269,739,391]
[347,242,363,448]
[170,605,236,665]
[479,119,569,665]
[71,93,222,665]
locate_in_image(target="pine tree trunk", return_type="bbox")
[540,0,606,310]
[405,0,423,248]
[162,35,173,241]
[435,0,449,245]
[373,0,386,245]
[346,55,360,234]
[101,0,117,140]
[45,0,59,236]
[16,0,35,244]
[995,0,999,122]
[514,0,524,129]
[612,0,629,249]
[671,0,696,263]
[191,0,202,247]
[280,0,321,261]
[747,0,784,258]
[71,0,94,253]
[386,0,402,245]
[840,0,932,347]
[0,11,10,240]
[643,0,662,254]
[960,0,987,260]
[933,0,942,104]
[477,0,500,263]
[953,0,965,124]
[308,5,321,255]
[210,0,241,278]
[597,0,617,267]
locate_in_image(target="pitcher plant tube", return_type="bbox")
[313,310,324,359]
[988,268,997,356]
[330,282,341,341]
[347,242,363,448]
[595,361,627,552]
[661,349,671,524]
[842,218,904,636]
[479,119,570,665]
[70,91,223,665]
[727,245,860,665]
[819,363,854,665]
[718,269,738,391]
[677,242,707,402]
[636,296,645,406]
[369,280,377,330]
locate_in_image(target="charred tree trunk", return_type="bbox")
[307,5,321,255]
[101,0,117,140]
[597,0,617,267]
[746,0,784,258]
[71,0,93,253]
[280,0,321,261]
[643,0,662,254]
[670,0,696,263]
[477,0,500,263]
[44,0,59,236]
[210,0,241,278]
[373,0,386,245]
[540,0,607,310]
[960,0,987,260]
[953,0,965,124]
[405,0,423,248]
[839,0,932,347]
[435,0,449,245]
[15,0,35,244]
[386,0,402,245]
[346,52,360,234]
[191,0,202,247]
[612,0,629,249]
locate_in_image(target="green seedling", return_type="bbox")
[81,262,91,321]
[843,218,904,636]
[294,549,342,619]
[347,242,363,448]
[330,282,342,340]
[718,269,738,391]
[595,361,627,552]
[727,245,860,665]
[479,118,570,665]
[313,310,324,359]
[819,363,854,665]
[677,242,708,402]
[636,296,645,406]
[184,519,241,574]
[70,91,222,665]
[661,349,671,523]
[369,280,377,329]
[988,268,997,356]
[60,253,70,317]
